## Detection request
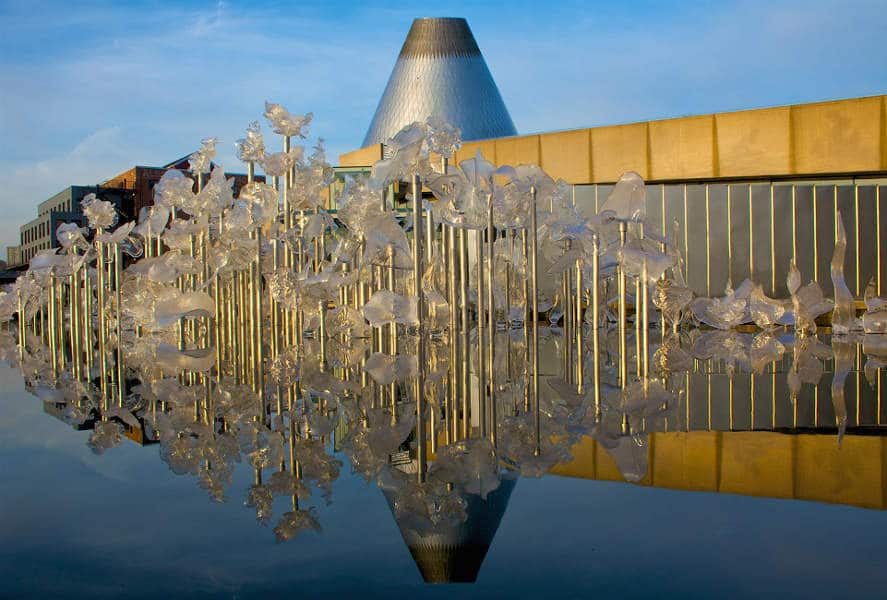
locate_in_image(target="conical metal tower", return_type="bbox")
[362,17,517,147]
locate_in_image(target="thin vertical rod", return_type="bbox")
[530,187,540,456]
[486,201,496,446]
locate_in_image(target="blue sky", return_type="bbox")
[0,0,884,251]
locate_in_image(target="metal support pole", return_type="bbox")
[530,187,540,456]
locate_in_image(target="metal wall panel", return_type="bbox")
[816,375,837,427]
[689,372,711,430]
[573,185,596,221]
[644,184,663,239]
[665,185,687,281]
[639,362,882,431]
[573,179,881,300]
[730,375,752,430]
[729,184,751,288]
[794,186,816,285]
[857,186,878,296]
[881,186,887,296]
[595,184,613,214]
[686,185,709,295]
[795,377,818,427]
[773,374,793,429]
[751,185,773,294]
[814,185,836,296]
[709,374,732,430]
[772,185,794,297]
[836,185,856,294]
[752,373,773,430]
[708,185,730,296]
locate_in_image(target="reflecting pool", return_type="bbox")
[2,328,887,598]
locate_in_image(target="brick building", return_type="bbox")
[7,156,257,268]
[101,156,256,215]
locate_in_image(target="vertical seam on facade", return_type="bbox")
[881,95,887,171]
[789,105,797,175]
[645,122,652,180]
[588,128,594,184]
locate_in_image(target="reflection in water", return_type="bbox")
[2,321,885,583]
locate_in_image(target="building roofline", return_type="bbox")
[458,92,887,143]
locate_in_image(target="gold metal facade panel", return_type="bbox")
[339,144,383,167]
[552,437,652,484]
[795,435,886,510]
[792,96,882,174]
[649,432,719,491]
[455,139,497,164]
[719,432,794,499]
[341,95,885,182]
[716,107,791,178]
[550,436,597,479]
[591,122,648,182]
[556,432,886,510]
[649,114,714,180]
[539,129,590,183]
[592,442,637,482]
[494,135,540,168]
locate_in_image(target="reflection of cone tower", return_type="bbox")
[382,478,516,583]
[362,17,517,147]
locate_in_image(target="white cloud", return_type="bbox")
[0,127,135,248]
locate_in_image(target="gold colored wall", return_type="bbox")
[551,432,887,510]
[340,95,887,184]
[339,144,383,167]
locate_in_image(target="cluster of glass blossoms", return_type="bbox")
[2,102,887,540]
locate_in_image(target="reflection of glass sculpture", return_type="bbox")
[380,439,518,584]
[788,335,831,402]
[830,338,854,444]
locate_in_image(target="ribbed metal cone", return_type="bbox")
[382,477,517,583]
[362,17,517,147]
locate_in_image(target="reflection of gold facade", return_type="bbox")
[553,432,887,511]
[339,95,887,183]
